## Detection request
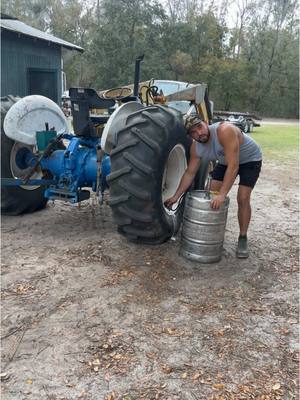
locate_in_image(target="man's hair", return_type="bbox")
[184,115,202,132]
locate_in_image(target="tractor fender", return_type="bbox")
[4,95,68,145]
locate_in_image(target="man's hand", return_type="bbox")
[164,196,178,210]
[211,194,226,210]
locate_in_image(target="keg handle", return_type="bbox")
[205,175,212,192]
[203,174,212,199]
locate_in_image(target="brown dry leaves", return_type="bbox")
[8,282,36,295]
[87,332,135,375]
[99,270,134,288]
[65,243,113,265]
[162,327,185,337]
[208,381,286,400]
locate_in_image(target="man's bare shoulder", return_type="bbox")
[217,122,240,141]
[217,122,239,133]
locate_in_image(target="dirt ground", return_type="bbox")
[1,160,299,400]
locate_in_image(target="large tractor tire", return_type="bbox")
[1,96,48,215]
[107,105,191,244]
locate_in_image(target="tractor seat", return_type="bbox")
[69,88,116,137]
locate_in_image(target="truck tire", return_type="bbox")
[107,105,190,244]
[1,95,48,215]
[248,121,254,133]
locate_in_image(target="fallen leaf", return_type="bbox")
[212,383,224,390]
[192,372,201,380]
[162,365,173,374]
[106,392,116,400]
[239,385,251,393]
[272,383,281,390]
[146,352,156,360]
[164,327,184,336]
[0,372,9,381]
[166,327,176,335]
[287,319,298,324]
[112,331,123,337]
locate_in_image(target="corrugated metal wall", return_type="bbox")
[1,30,62,103]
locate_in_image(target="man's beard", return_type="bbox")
[197,135,209,143]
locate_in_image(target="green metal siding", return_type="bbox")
[1,30,62,103]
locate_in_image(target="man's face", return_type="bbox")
[188,122,210,143]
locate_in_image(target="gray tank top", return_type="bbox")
[195,122,262,165]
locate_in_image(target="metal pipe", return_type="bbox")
[133,55,144,97]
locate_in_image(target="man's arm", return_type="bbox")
[164,142,201,209]
[211,124,239,209]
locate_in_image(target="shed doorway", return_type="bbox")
[28,69,58,103]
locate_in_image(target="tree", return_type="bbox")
[88,0,166,89]
[241,0,299,116]
[49,0,97,86]
[1,0,53,30]
[1,0,298,117]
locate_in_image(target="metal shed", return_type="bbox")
[1,14,83,104]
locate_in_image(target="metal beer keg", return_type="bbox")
[180,190,230,263]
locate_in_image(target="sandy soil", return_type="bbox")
[1,161,299,400]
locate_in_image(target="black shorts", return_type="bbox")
[211,161,262,188]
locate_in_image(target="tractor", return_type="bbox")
[1,57,212,244]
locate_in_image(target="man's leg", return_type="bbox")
[237,185,253,235]
[236,185,253,258]
[209,164,226,192]
[235,160,262,258]
[211,176,253,234]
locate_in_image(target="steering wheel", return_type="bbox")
[148,85,159,97]
[101,87,133,100]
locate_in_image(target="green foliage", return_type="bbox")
[49,0,96,86]
[1,0,52,30]
[1,0,298,116]
[86,0,167,89]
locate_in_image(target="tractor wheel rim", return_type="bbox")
[162,144,187,215]
[10,142,42,190]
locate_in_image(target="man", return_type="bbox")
[164,115,262,258]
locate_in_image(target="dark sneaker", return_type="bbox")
[236,236,249,258]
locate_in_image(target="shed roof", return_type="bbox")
[1,17,83,52]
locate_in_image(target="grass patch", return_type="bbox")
[251,124,299,163]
